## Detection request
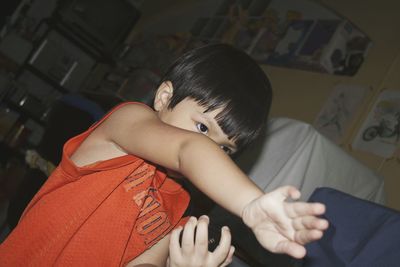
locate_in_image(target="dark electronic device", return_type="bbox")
[179,222,223,251]
[55,0,141,56]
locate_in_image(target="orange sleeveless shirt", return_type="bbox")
[0,102,190,266]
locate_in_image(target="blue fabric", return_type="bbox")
[304,187,400,267]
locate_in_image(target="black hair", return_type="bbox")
[160,44,272,152]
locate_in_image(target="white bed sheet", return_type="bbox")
[236,117,386,204]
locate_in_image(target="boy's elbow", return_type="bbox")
[177,134,218,172]
[177,137,195,172]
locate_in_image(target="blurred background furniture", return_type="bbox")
[1,92,121,237]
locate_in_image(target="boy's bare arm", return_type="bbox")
[125,234,170,267]
[94,104,262,217]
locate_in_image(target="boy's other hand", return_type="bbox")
[167,216,234,267]
[242,186,328,259]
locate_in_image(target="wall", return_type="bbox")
[266,0,400,210]
[128,0,217,40]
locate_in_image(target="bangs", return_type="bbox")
[196,96,267,151]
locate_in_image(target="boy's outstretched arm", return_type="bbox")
[93,104,328,258]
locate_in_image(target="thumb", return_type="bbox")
[275,240,306,259]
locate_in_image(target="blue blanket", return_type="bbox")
[304,187,400,267]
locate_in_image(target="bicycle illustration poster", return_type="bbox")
[353,89,400,158]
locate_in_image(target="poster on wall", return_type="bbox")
[314,84,369,143]
[352,90,400,158]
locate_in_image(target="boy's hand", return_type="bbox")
[167,216,234,267]
[242,186,328,259]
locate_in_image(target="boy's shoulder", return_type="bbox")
[90,102,158,143]
[113,101,154,113]
[106,102,156,123]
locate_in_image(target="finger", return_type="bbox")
[287,186,301,200]
[275,240,307,259]
[292,215,329,231]
[181,217,197,255]
[169,227,183,262]
[220,246,235,267]
[272,186,301,202]
[285,201,326,218]
[213,226,232,262]
[194,215,209,256]
[294,229,325,245]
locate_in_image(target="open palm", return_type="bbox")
[242,186,328,259]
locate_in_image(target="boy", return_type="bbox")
[0,44,328,266]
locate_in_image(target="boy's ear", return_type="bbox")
[154,81,174,111]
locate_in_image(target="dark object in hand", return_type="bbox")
[179,221,222,251]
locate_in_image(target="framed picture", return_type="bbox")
[353,90,400,158]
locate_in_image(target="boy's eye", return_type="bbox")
[196,123,208,134]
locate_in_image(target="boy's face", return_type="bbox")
[154,83,237,156]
